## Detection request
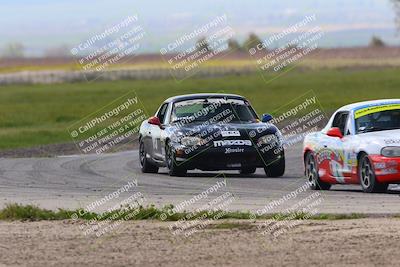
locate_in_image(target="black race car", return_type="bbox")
[139,93,285,177]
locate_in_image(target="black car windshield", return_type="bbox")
[355,108,400,133]
[171,98,258,124]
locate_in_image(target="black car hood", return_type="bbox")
[167,121,279,140]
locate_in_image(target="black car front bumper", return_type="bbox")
[174,144,284,171]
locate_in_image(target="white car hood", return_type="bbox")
[356,129,400,153]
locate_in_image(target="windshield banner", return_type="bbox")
[355,103,400,119]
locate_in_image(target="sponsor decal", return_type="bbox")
[384,139,400,145]
[354,103,400,119]
[329,160,345,183]
[316,147,356,183]
[373,159,399,175]
[380,168,398,175]
[316,149,332,164]
[221,130,240,137]
[317,148,356,167]
[213,140,252,147]
[225,148,244,154]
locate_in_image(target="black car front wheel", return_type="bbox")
[264,153,285,177]
[166,142,187,177]
[139,140,159,173]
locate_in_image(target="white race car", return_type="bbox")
[303,99,400,193]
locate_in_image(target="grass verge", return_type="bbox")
[0,203,371,222]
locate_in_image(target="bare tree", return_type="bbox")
[196,37,212,52]
[243,33,264,52]
[227,38,243,52]
[369,36,386,47]
[2,42,25,58]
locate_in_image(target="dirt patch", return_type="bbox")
[0,218,399,266]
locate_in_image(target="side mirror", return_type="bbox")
[262,113,273,123]
[327,127,343,138]
[148,116,161,126]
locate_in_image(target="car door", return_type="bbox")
[324,111,353,182]
[151,103,169,160]
[336,113,356,181]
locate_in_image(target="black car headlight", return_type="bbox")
[181,136,203,146]
[381,146,400,157]
[257,134,279,146]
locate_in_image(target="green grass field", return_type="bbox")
[0,68,399,150]
[0,203,367,221]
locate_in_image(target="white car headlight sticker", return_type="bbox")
[221,130,240,137]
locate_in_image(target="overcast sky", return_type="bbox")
[1,0,399,56]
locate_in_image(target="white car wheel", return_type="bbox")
[359,154,388,193]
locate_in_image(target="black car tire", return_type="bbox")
[304,152,331,190]
[264,153,285,177]
[359,153,388,193]
[139,140,159,173]
[240,167,257,175]
[166,142,187,177]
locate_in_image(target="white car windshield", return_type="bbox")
[355,108,400,133]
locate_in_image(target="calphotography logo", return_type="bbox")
[71,15,146,82]
[168,97,248,166]
[160,14,237,81]
[251,181,325,240]
[68,91,148,155]
[253,90,328,156]
[70,177,146,238]
[158,174,236,237]
[248,14,324,83]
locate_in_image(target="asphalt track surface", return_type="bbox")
[0,144,399,214]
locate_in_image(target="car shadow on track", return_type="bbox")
[329,187,400,194]
[156,169,299,179]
